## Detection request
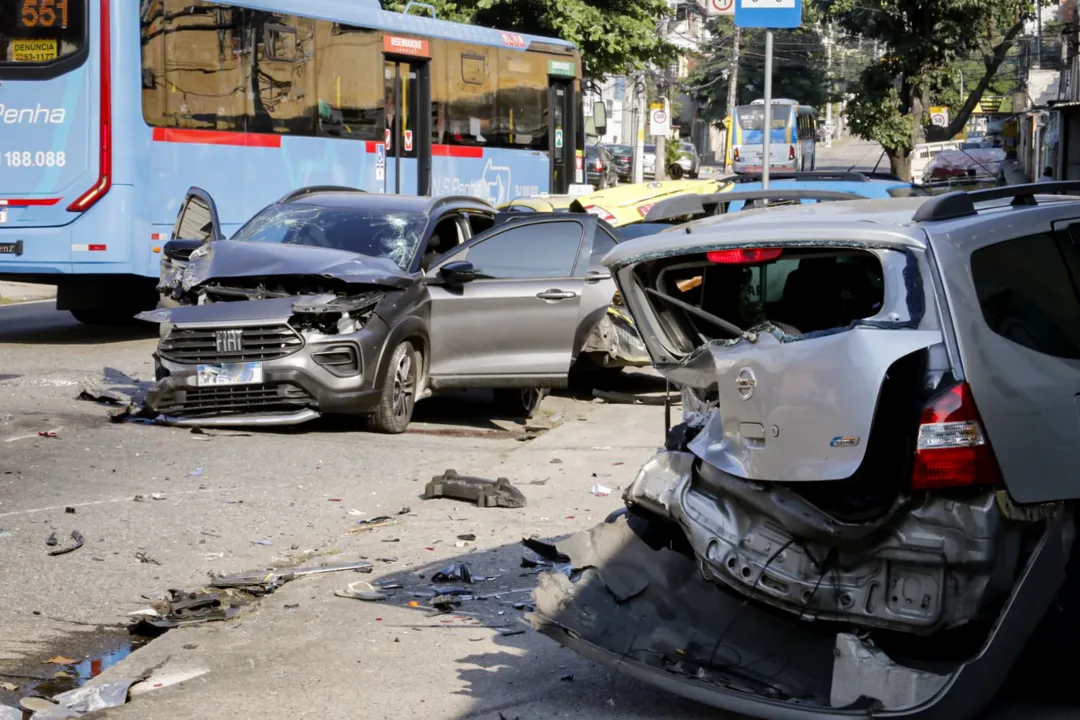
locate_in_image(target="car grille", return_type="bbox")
[158,324,303,364]
[155,382,314,417]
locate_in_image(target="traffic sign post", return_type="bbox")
[708,0,734,16]
[735,0,803,190]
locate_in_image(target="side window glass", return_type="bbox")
[315,24,384,140]
[589,230,617,265]
[466,213,495,236]
[971,232,1080,359]
[467,222,583,279]
[175,196,215,241]
[247,13,315,135]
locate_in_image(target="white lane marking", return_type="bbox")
[0,485,245,519]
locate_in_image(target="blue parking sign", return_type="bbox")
[735,0,802,28]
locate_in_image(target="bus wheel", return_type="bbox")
[69,309,141,326]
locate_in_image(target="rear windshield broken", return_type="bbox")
[634,247,885,352]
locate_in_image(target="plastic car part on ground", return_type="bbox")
[423,470,527,508]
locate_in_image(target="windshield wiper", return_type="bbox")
[645,287,757,342]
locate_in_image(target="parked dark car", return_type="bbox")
[608,144,634,183]
[586,144,619,189]
[142,188,647,432]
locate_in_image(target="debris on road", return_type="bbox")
[126,608,162,618]
[591,483,613,497]
[33,678,136,719]
[47,531,84,557]
[334,581,390,601]
[64,507,75,514]
[135,551,161,566]
[45,532,57,546]
[189,427,251,440]
[432,562,476,584]
[592,388,680,406]
[0,704,19,720]
[188,467,204,478]
[210,559,374,595]
[423,470,527,509]
[37,431,58,439]
[457,533,477,542]
[129,589,238,637]
[251,538,273,546]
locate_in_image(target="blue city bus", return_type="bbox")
[0,0,587,323]
[731,99,816,175]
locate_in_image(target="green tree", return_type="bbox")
[822,0,1032,180]
[687,17,829,126]
[385,0,677,79]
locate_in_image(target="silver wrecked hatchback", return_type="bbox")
[531,183,1080,718]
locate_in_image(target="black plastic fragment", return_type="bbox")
[423,470,527,509]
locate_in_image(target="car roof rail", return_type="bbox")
[643,189,864,223]
[733,171,871,183]
[426,195,494,213]
[911,181,1080,222]
[278,185,364,203]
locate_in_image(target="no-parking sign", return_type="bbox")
[708,0,734,15]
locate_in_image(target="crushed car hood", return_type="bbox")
[179,240,415,292]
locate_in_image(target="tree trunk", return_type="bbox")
[887,148,913,182]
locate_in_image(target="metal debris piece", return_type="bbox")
[521,538,570,564]
[48,531,84,557]
[45,532,57,547]
[135,552,161,566]
[592,389,680,406]
[432,562,475,584]
[423,470,527,509]
[457,533,477,542]
[334,581,390,601]
[210,560,374,593]
[75,381,132,407]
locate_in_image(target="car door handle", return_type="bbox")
[536,289,577,301]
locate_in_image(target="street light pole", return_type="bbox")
[762,30,773,190]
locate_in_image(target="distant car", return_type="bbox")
[676,141,701,178]
[498,195,577,213]
[608,144,634,182]
[643,144,657,180]
[586,144,619,189]
[145,188,646,432]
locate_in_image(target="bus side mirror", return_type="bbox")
[593,101,607,135]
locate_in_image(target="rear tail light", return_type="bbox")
[707,248,783,264]
[583,205,616,223]
[69,0,112,213]
[789,145,795,161]
[733,147,740,161]
[912,382,1004,490]
[595,159,603,171]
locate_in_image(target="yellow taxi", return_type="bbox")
[568,178,734,227]
[497,194,577,213]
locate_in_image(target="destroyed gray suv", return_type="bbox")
[531,183,1080,718]
[141,188,646,432]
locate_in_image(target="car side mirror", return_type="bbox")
[163,238,205,262]
[593,101,607,136]
[437,260,476,285]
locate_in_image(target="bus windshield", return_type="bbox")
[1,0,87,68]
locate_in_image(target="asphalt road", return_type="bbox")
[815,136,889,173]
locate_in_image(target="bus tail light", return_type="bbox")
[68,0,112,213]
[788,145,795,161]
[733,147,740,162]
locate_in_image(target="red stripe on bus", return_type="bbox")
[152,128,283,148]
[1,198,61,207]
[362,143,484,159]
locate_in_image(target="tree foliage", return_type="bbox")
[822,0,1032,179]
[686,18,829,125]
[384,0,677,79]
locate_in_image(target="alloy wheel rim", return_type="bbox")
[392,352,414,421]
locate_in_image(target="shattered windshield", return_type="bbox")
[229,205,428,270]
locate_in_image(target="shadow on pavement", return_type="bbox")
[0,303,157,346]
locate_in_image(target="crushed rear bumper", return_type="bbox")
[530,512,1068,720]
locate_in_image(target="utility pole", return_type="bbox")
[1037,0,1043,66]
[825,23,833,146]
[762,31,773,190]
[725,27,742,170]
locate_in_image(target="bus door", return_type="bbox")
[383,36,432,195]
[548,78,577,194]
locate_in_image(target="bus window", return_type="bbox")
[498,50,547,151]
[446,43,495,146]
[1,0,87,70]
[247,13,315,135]
[314,24,383,140]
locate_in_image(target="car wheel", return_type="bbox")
[493,388,548,419]
[368,341,419,434]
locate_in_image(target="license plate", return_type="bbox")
[13,39,58,63]
[196,362,263,387]
[0,241,23,256]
